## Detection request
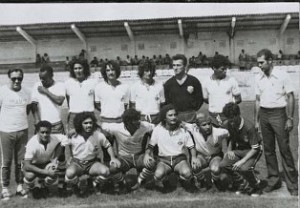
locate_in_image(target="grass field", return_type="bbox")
[0,101,298,208]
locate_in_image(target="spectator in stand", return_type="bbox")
[90,57,99,68]
[195,52,204,67]
[65,57,70,71]
[164,54,203,123]
[125,55,132,66]
[79,49,87,60]
[189,56,196,68]
[36,54,42,68]
[277,50,284,60]
[164,53,172,68]
[203,54,241,126]
[42,53,50,63]
[214,52,219,57]
[157,55,164,66]
[132,55,140,65]
[238,49,247,61]
[0,68,31,200]
[297,51,300,59]
[64,59,98,132]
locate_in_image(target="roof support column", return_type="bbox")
[228,17,236,63]
[178,19,184,38]
[16,26,37,62]
[124,22,134,41]
[71,24,87,51]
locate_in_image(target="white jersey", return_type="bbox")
[64,77,98,113]
[186,123,229,156]
[130,80,165,115]
[0,85,30,132]
[149,124,194,157]
[24,134,68,165]
[95,82,130,118]
[31,81,65,124]
[203,76,240,113]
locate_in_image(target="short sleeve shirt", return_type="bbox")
[64,77,98,113]
[203,76,240,113]
[130,80,165,115]
[255,68,294,108]
[24,134,68,165]
[95,82,130,118]
[31,81,65,124]
[70,130,111,161]
[149,124,194,157]
[0,85,30,132]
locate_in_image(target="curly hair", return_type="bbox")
[159,104,179,127]
[122,108,141,125]
[69,58,90,79]
[36,120,52,132]
[101,60,121,82]
[222,102,240,119]
[40,64,53,77]
[210,54,231,69]
[138,59,156,78]
[73,112,97,134]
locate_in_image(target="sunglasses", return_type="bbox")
[11,77,23,82]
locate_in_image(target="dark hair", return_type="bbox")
[211,54,231,69]
[122,108,141,125]
[70,59,90,79]
[222,102,240,119]
[159,104,178,127]
[7,68,23,78]
[257,49,274,61]
[101,60,121,82]
[172,54,187,67]
[138,59,156,78]
[36,120,52,132]
[40,64,53,77]
[73,112,97,134]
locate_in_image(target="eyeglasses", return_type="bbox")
[11,77,23,82]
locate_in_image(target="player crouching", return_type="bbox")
[219,103,262,197]
[23,121,69,199]
[64,112,120,196]
[184,113,230,191]
[144,104,200,193]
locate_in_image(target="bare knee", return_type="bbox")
[66,166,78,179]
[154,167,166,180]
[180,167,192,179]
[210,164,221,175]
[24,171,36,181]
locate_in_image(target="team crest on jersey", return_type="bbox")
[88,89,94,96]
[93,145,99,152]
[187,86,194,94]
[243,135,249,143]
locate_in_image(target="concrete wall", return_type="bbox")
[0,28,298,64]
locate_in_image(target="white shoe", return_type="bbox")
[1,188,11,201]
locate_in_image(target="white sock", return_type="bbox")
[17,184,23,192]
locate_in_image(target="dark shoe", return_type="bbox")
[289,190,298,196]
[29,187,43,199]
[263,182,281,193]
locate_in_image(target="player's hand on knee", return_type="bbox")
[191,157,200,170]
[284,119,293,132]
[144,154,154,168]
[226,151,235,160]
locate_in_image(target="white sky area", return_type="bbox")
[0,3,298,25]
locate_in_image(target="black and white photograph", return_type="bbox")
[0,2,299,208]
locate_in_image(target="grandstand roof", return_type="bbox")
[0,11,298,42]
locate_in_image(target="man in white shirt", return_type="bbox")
[130,60,165,124]
[255,49,298,196]
[184,113,229,190]
[23,121,68,199]
[203,54,241,126]
[0,68,31,200]
[144,104,200,192]
[64,59,98,132]
[95,60,130,124]
[31,65,66,134]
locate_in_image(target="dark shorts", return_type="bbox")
[118,154,145,172]
[70,158,99,174]
[158,154,187,169]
